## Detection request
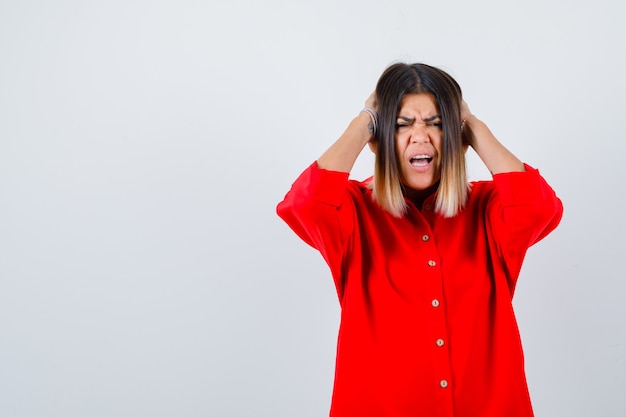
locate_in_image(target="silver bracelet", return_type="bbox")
[360,107,378,136]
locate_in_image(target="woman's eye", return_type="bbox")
[396,124,409,130]
[429,122,443,128]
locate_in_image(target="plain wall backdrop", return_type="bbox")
[1,0,625,416]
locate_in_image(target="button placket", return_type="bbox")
[418,219,451,402]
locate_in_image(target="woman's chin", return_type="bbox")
[403,176,440,191]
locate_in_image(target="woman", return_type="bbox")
[276,63,563,417]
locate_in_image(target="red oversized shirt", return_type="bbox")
[277,162,563,417]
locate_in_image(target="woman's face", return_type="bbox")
[395,93,443,191]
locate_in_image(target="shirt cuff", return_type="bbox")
[299,161,350,207]
[492,163,546,206]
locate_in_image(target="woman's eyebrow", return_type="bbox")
[397,115,441,123]
[422,115,442,122]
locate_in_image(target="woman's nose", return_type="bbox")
[410,124,430,143]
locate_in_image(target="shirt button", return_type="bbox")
[422,235,429,242]
[424,204,431,211]
[428,260,437,267]
[436,339,445,347]
[440,379,449,388]
[431,299,440,308]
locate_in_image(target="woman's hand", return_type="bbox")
[460,99,472,124]
[460,100,474,149]
[365,91,377,112]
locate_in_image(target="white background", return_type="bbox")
[1,0,625,416]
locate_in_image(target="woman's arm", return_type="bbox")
[317,93,376,173]
[461,101,525,175]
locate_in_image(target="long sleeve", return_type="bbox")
[486,163,564,293]
[276,162,358,298]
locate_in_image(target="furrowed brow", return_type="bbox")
[422,115,442,122]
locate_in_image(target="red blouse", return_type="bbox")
[277,162,563,417]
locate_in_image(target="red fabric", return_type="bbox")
[277,162,563,417]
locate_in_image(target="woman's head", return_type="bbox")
[371,63,467,218]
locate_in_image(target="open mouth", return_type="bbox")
[410,154,433,167]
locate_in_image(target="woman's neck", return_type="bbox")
[403,181,440,210]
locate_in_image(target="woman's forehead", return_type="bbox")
[398,93,440,117]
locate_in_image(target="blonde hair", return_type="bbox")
[370,63,468,218]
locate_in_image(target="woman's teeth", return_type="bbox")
[410,155,433,167]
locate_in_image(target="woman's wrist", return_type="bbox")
[351,112,375,144]
[360,107,378,138]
